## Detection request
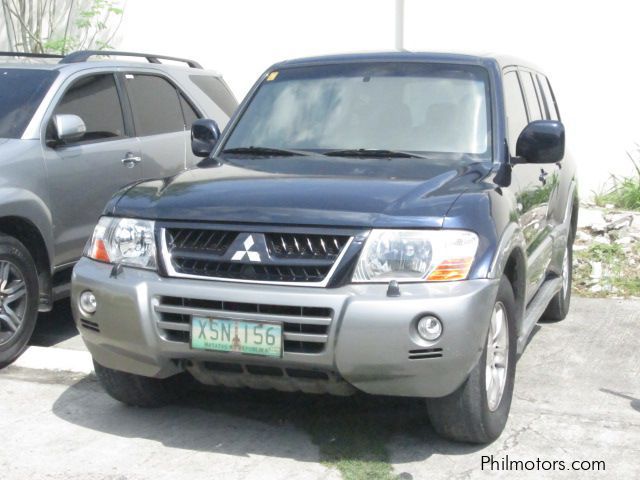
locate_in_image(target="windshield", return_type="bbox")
[0,68,58,138]
[223,62,491,158]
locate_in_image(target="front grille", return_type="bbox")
[155,296,332,354]
[166,228,237,255]
[172,258,331,283]
[265,233,350,260]
[162,226,352,285]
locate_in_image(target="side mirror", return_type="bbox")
[515,120,565,164]
[191,119,220,157]
[53,114,86,144]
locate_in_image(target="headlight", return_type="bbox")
[352,229,478,282]
[84,217,157,270]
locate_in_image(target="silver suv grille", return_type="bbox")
[161,226,353,285]
[154,296,332,354]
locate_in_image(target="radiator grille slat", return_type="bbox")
[265,233,349,260]
[166,228,237,255]
[155,296,332,354]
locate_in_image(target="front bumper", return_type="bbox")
[72,258,499,398]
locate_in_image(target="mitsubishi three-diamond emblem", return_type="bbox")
[231,235,261,262]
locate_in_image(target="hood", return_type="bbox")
[0,138,39,172]
[111,155,491,228]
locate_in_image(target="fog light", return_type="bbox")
[417,315,442,341]
[79,291,97,314]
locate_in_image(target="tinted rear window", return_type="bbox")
[125,74,185,136]
[189,75,237,116]
[0,69,58,138]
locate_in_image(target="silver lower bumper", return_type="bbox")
[72,258,499,398]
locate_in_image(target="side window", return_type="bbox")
[52,74,125,144]
[502,71,529,148]
[537,74,560,121]
[189,75,237,116]
[520,71,543,121]
[125,74,185,136]
[179,93,200,128]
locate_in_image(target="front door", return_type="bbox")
[503,69,554,302]
[42,73,142,266]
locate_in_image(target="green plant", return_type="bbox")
[594,144,640,210]
[584,243,623,263]
[1,0,123,55]
[573,242,640,298]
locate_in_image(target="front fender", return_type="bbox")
[0,187,55,269]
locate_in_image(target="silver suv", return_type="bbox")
[0,50,237,367]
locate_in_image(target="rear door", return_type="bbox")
[42,72,142,266]
[503,68,553,301]
[121,73,199,179]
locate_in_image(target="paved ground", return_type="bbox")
[0,297,638,480]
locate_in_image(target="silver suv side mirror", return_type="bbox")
[53,114,86,143]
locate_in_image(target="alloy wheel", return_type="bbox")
[485,301,509,412]
[0,260,28,346]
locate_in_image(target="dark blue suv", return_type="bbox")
[72,52,578,444]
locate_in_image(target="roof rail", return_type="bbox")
[0,51,64,59]
[59,50,203,69]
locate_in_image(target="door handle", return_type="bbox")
[121,152,142,168]
[539,168,548,184]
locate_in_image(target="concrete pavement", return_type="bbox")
[0,297,638,479]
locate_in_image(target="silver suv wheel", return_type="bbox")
[486,301,509,412]
[0,260,27,346]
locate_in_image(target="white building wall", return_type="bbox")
[115,0,640,197]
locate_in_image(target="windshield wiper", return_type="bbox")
[221,146,310,157]
[322,148,428,159]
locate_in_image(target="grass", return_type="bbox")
[594,149,640,210]
[184,388,430,480]
[293,395,426,480]
[573,242,640,297]
[594,176,640,210]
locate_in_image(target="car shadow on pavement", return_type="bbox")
[600,388,640,413]
[31,300,79,348]
[52,375,485,465]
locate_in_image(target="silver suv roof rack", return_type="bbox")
[0,51,64,59]
[59,50,203,69]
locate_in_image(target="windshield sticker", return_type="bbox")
[266,71,279,81]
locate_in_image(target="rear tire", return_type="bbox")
[94,361,190,407]
[0,234,40,369]
[427,276,517,444]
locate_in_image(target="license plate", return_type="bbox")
[190,316,283,358]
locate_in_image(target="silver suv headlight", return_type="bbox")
[84,217,157,270]
[352,229,479,283]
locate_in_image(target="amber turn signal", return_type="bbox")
[426,257,474,282]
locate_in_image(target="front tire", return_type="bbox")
[94,361,189,407]
[0,235,40,369]
[427,276,517,444]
